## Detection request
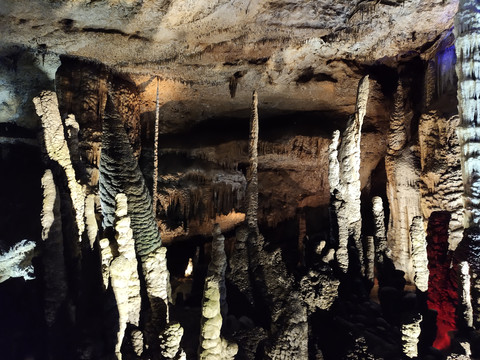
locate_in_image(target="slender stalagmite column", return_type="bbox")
[455,0,480,328]
[247,90,259,234]
[153,77,160,216]
[372,196,388,264]
[329,76,370,273]
[409,216,429,292]
[198,224,237,360]
[402,314,422,358]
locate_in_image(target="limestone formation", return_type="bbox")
[199,224,237,360]
[99,238,113,290]
[246,90,259,233]
[41,169,67,326]
[329,76,370,273]
[401,314,422,358]
[110,194,142,360]
[409,216,429,292]
[385,82,421,283]
[0,239,36,283]
[459,261,474,329]
[455,0,480,329]
[33,90,86,239]
[300,271,340,314]
[418,112,463,250]
[372,196,388,264]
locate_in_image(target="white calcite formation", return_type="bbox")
[455,0,480,329]
[33,91,86,239]
[99,237,113,290]
[459,261,474,328]
[401,314,422,359]
[418,112,463,250]
[385,82,421,283]
[159,322,186,360]
[0,239,36,283]
[110,193,141,360]
[41,169,68,326]
[199,224,237,360]
[372,196,389,264]
[246,90,260,233]
[329,76,369,273]
[409,216,429,292]
[365,236,375,283]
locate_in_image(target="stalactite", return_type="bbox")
[41,169,67,327]
[401,314,422,358]
[454,0,480,329]
[110,193,141,360]
[329,76,370,274]
[33,90,86,240]
[199,224,237,360]
[410,216,429,292]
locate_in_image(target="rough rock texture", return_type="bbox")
[300,271,340,314]
[401,313,422,359]
[0,239,36,283]
[34,90,86,239]
[330,76,369,273]
[372,196,388,264]
[410,216,429,292]
[418,112,463,250]
[199,224,236,360]
[41,169,67,326]
[385,82,421,283]
[159,322,185,360]
[365,235,375,283]
[110,193,142,359]
[85,194,98,249]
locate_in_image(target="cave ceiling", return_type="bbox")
[1,0,457,120]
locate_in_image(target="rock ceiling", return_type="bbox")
[1,0,457,118]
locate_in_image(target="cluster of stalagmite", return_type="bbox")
[33,91,86,239]
[328,76,369,273]
[455,0,480,329]
[199,224,237,360]
[409,216,429,292]
[40,169,67,326]
[385,82,421,282]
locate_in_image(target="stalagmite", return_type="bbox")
[110,194,141,360]
[41,169,67,326]
[33,91,86,239]
[152,76,160,216]
[85,194,98,249]
[372,196,388,264]
[0,240,36,283]
[199,224,237,360]
[246,90,259,233]
[459,261,474,328]
[385,82,421,282]
[159,322,186,360]
[410,216,429,292]
[401,314,422,358]
[365,236,375,283]
[329,76,370,273]
[455,0,480,329]
[99,238,113,290]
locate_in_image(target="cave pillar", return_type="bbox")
[454,0,480,329]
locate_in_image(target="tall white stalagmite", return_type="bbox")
[33,91,86,239]
[110,194,141,360]
[455,0,480,328]
[329,76,370,273]
[246,90,259,233]
[402,314,422,359]
[409,216,429,292]
[198,224,237,360]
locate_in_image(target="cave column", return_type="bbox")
[455,0,480,329]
